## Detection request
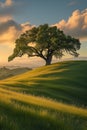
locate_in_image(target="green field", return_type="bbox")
[0,61,87,130]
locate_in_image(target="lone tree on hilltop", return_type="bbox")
[8,24,81,65]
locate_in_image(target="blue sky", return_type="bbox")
[0,0,87,66]
[11,0,87,25]
[0,0,87,24]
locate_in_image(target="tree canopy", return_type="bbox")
[8,24,81,65]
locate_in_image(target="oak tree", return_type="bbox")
[8,24,81,65]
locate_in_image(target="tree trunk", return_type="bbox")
[45,55,52,65]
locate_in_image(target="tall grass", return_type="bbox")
[0,61,87,130]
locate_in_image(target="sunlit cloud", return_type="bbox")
[0,15,12,22]
[0,16,21,45]
[0,15,34,46]
[0,26,20,44]
[0,18,34,64]
[5,0,13,6]
[53,9,87,41]
[21,22,35,33]
[0,0,13,7]
[0,1,30,17]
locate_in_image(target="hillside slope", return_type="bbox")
[0,61,87,130]
[0,67,31,80]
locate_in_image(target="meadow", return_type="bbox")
[0,61,87,130]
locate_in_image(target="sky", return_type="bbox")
[0,0,87,67]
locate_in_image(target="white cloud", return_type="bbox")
[53,9,87,41]
[68,1,77,6]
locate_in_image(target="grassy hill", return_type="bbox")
[0,61,87,130]
[0,67,31,80]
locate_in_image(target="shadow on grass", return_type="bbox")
[0,98,87,130]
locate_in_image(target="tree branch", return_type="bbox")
[29,46,47,60]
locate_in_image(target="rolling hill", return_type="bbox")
[0,61,87,130]
[0,67,31,80]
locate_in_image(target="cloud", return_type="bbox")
[68,1,77,6]
[21,22,35,33]
[53,9,87,41]
[5,0,13,6]
[0,15,21,44]
[0,15,34,45]
[0,15,12,22]
[0,1,30,17]
[0,18,21,35]
[0,0,13,7]
[0,26,20,44]
[0,0,23,17]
